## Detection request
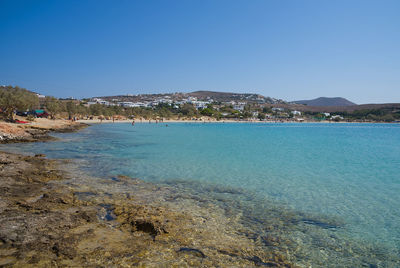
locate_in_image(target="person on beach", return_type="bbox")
[132,120,135,126]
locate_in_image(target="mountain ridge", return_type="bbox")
[293,97,356,106]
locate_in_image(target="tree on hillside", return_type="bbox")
[241,111,252,119]
[157,107,173,119]
[180,103,197,117]
[262,107,272,113]
[66,101,77,119]
[200,107,214,116]
[44,96,62,119]
[76,103,89,117]
[89,103,102,116]
[0,86,39,120]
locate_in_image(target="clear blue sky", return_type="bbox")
[1,0,399,103]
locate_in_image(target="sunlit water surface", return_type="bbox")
[2,122,400,266]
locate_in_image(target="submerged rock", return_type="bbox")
[300,218,340,230]
[177,247,206,258]
[1,150,398,267]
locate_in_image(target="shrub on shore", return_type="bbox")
[0,86,39,120]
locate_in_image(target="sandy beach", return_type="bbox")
[76,118,353,124]
[0,118,88,143]
[77,118,260,124]
[0,116,359,143]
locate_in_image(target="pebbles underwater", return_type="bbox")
[0,151,399,267]
[62,161,400,267]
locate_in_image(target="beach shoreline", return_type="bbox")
[0,118,88,144]
[0,121,296,267]
[77,118,388,124]
[0,154,295,267]
[1,120,398,267]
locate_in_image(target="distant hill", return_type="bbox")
[271,102,400,113]
[187,91,285,104]
[293,97,356,106]
[97,90,286,104]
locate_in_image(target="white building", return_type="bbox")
[87,98,110,106]
[233,102,246,111]
[159,99,173,104]
[331,115,344,120]
[193,101,210,110]
[291,110,302,116]
[132,102,148,107]
[118,102,135,107]
[186,97,197,103]
[120,102,149,108]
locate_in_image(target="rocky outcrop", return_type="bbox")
[0,151,297,267]
[0,121,87,143]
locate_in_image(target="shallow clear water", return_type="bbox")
[2,122,400,264]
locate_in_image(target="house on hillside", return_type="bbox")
[87,98,110,106]
[233,102,245,111]
[118,102,135,107]
[193,101,209,110]
[331,115,344,120]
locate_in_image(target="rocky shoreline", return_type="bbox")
[1,122,397,267]
[0,150,295,266]
[0,121,88,144]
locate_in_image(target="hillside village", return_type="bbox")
[1,86,400,122]
[88,91,284,108]
[83,92,309,121]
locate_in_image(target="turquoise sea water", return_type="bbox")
[2,122,400,266]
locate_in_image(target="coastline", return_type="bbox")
[0,154,295,267]
[77,118,391,124]
[0,121,295,267]
[1,121,398,267]
[0,119,88,144]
